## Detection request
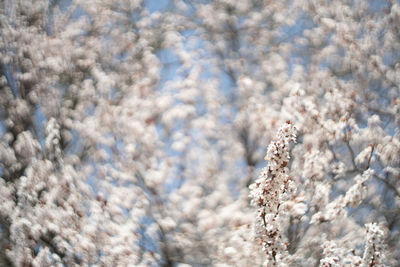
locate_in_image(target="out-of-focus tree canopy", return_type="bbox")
[1,0,399,266]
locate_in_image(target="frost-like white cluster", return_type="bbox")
[362,223,387,267]
[249,121,296,266]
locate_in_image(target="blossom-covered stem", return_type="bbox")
[249,121,297,266]
[362,223,386,267]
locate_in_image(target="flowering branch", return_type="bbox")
[362,223,386,267]
[249,121,297,266]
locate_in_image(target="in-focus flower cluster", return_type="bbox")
[362,223,387,267]
[249,121,296,266]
